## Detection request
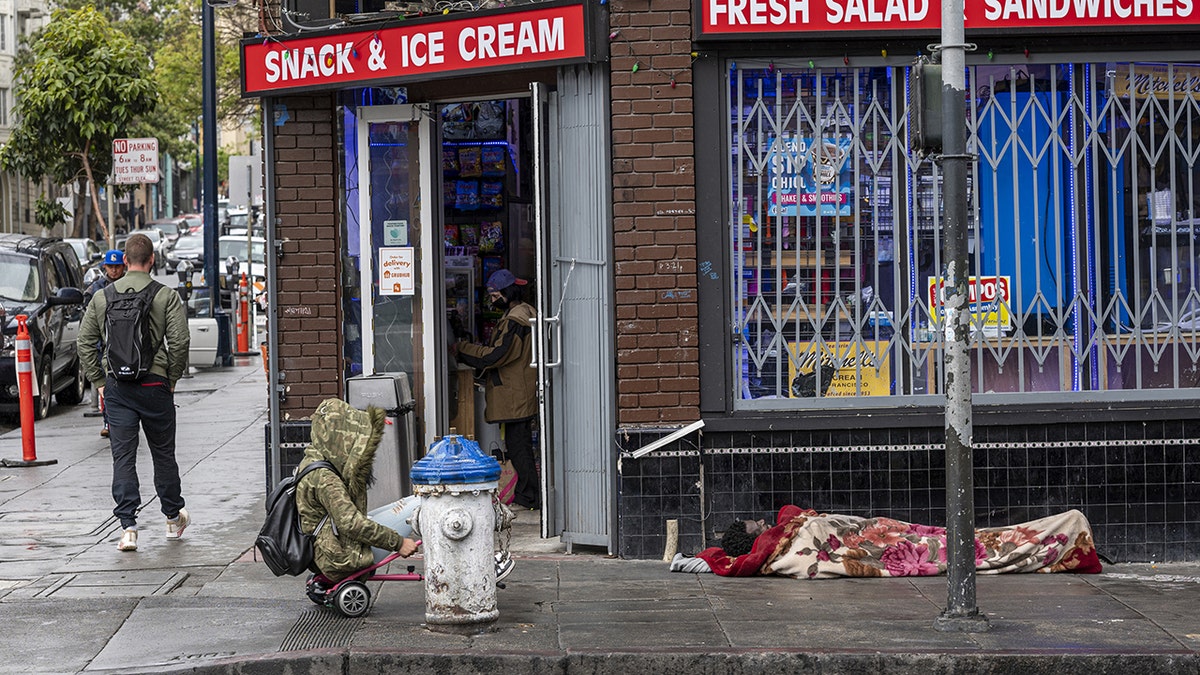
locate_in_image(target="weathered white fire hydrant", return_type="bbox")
[410,433,501,632]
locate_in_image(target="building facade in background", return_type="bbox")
[247,0,1200,561]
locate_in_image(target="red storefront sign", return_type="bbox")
[698,0,1198,36]
[242,1,591,96]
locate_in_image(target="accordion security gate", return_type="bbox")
[731,58,1200,408]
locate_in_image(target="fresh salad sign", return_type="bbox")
[927,275,1012,332]
[699,0,1196,35]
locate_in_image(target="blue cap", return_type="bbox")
[103,250,124,266]
[485,269,527,293]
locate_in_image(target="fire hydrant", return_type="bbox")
[410,433,502,632]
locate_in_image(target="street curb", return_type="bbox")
[100,649,1200,675]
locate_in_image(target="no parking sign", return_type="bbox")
[112,138,159,184]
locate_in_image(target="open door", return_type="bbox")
[530,82,558,539]
[531,68,616,551]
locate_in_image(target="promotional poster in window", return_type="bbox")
[766,135,853,217]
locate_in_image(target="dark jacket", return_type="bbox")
[294,399,404,582]
[83,274,112,306]
[456,300,537,423]
[78,270,190,389]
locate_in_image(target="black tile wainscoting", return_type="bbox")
[616,422,1200,561]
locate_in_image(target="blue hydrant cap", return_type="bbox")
[410,434,501,484]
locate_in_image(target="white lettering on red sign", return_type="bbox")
[264,41,355,83]
[702,0,1193,32]
[825,0,930,24]
[708,0,811,25]
[242,4,586,95]
[981,0,1193,21]
[459,17,564,62]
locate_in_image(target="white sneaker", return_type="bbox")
[494,551,514,582]
[118,528,138,552]
[166,508,190,540]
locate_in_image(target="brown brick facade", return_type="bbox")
[609,0,699,425]
[270,94,342,419]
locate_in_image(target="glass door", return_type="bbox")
[357,105,438,446]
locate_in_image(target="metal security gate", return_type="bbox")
[537,65,615,551]
[729,57,1200,408]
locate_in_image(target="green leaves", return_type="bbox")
[0,5,156,186]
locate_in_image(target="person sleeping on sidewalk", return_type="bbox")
[669,506,1102,578]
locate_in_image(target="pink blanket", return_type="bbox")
[696,506,1102,578]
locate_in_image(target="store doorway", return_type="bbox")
[434,95,549,517]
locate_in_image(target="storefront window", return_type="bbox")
[731,59,1200,406]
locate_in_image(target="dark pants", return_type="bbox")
[504,419,540,509]
[106,375,184,529]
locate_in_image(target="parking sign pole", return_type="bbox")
[202,0,232,366]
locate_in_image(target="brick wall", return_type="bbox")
[271,94,342,418]
[609,0,699,426]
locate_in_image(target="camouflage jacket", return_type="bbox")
[294,399,404,581]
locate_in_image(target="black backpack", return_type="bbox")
[103,280,164,381]
[256,460,340,577]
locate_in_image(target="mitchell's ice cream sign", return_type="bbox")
[242,2,591,96]
[698,0,1197,36]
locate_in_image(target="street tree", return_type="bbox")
[0,5,156,242]
[64,0,260,193]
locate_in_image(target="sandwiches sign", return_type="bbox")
[242,2,589,96]
[699,0,1197,35]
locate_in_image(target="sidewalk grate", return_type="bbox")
[280,609,361,651]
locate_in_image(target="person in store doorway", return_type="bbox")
[455,269,541,511]
[83,250,127,437]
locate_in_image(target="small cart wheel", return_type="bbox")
[334,581,371,617]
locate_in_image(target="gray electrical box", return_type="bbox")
[910,60,943,157]
[347,373,418,510]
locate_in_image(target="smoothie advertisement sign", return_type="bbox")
[242,1,590,95]
[766,136,853,217]
[699,0,1196,35]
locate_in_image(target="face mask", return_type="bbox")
[492,296,509,309]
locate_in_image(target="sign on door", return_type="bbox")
[112,138,159,184]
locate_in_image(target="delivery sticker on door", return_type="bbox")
[380,247,415,295]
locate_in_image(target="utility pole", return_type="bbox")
[203,0,232,366]
[933,0,989,633]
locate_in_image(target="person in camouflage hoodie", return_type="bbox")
[294,398,419,582]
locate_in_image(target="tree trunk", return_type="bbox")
[80,140,110,246]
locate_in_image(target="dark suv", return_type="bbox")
[0,235,87,419]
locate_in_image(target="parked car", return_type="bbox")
[166,233,206,274]
[124,228,169,272]
[184,287,219,368]
[64,237,103,282]
[145,217,187,246]
[0,235,87,419]
[218,235,266,281]
[180,213,203,235]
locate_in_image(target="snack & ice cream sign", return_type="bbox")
[242,1,595,96]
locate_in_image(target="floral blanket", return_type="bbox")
[696,506,1101,578]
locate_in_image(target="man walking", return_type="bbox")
[79,234,191,552]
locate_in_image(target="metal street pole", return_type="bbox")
[934,0,989,633]
[202,0,232,366]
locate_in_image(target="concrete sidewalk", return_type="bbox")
[1,361,1199,674]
